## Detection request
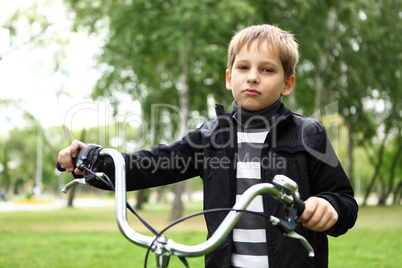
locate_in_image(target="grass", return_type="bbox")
[0,202,401,267]
[0,202,207,268]
[328,205,402,268]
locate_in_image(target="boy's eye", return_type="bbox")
[262,68,274,73]
[238,65,248,70]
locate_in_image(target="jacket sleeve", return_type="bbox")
[95,126,205,191]
[305,122,358,237]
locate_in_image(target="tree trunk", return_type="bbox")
[135,189,145,210]
[171,181,184,221]
[377,174,387,205]
[314,11,336,114]
[171,40,190,221]
[362,120,395,206]
[156,185,167,203]
[393,182,402,205]
[1,146,11,192]
[314,62,325,114]
[362,134,389,206]
[186,183,192,202]
[346,120,354,185]
[378,132,402,205]
[67,186,76,207]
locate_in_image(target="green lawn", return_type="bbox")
[328,205,402,268]
[0,202,207,268]
[0,203,401,267]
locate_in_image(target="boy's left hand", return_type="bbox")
[300,197,338,232]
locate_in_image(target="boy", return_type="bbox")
[58,24,358,267]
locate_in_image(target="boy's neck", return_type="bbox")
[232,98,282,129]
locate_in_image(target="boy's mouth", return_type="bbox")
[243,88,260,96]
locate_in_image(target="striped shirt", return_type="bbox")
[231,130,269,268]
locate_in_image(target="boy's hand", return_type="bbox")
[58,140,86,175]
[300,197,338,232]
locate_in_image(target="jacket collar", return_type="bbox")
[215,102,294,128]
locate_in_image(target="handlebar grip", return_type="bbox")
[294,197,305,217]
[56,161,65,171]
[56,158,77,172]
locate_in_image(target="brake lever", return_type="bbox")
[61,178,86,193]
[286,232,315,257]
[62,172,105,194]
[270,215,315,257]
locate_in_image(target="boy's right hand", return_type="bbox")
[58,140,87,175]
[300,197,338,232]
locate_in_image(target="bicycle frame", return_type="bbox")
[61,147,314,268]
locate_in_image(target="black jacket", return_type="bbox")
[103,103,358,268]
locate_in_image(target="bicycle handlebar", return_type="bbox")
[100,148,158,247]
[58,146,314,267]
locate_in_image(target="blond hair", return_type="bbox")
[227,24,299,80]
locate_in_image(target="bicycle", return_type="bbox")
[57,144,314,268]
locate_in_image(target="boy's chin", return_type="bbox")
[236,98,280,112]
[238,102,268,112]
[240,105,263,112]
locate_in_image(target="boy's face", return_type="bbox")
[226,41,295,111]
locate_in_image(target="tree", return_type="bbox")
[63,0,401,208]
[1,0,112,202]
[253,0,401,202]
[64,0,256,219]
[355,0,401,205]
[0,99,38,195]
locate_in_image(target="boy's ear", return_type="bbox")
[281,75,295,96]
[225,69,232,91]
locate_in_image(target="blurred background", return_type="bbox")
[0,0,400,210]
[0,0,401,267]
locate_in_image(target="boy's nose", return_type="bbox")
[247,69,260,84]
[247,77,259,84]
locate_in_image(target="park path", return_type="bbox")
[0,194,392,212]
[0,196,116,212]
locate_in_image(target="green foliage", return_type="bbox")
[0,123,68,195]
[62,0,401,203]
[62,0,401,133]
[1,0,400,202]
[0,116,144,195]
[64,0,256,120]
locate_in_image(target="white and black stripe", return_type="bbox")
[231,130,269,268]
